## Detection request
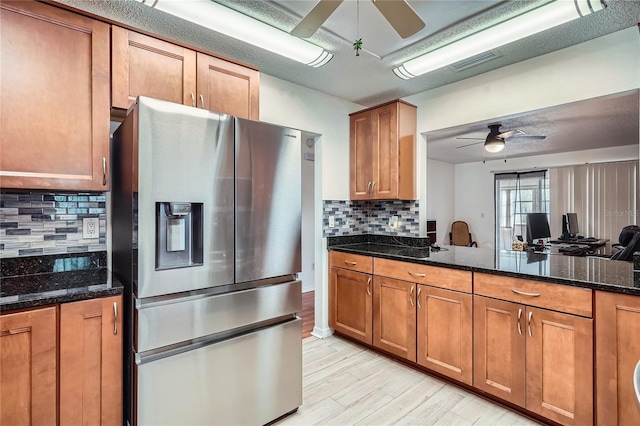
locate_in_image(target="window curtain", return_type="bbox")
[548,161,639,244]
[494,170,548,251]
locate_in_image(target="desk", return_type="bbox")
[550,238,609,250]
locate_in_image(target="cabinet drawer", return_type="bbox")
[374,258,472,293]
[474,273,592,317]
[329,251,373,274]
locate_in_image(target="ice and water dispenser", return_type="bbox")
[156,202,203,269]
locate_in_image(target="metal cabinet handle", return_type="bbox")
[113,302,118,335]
[527,311,533,337]
[366,277,372,296]
[409,272,426,278]
[371,181,376,195]
[512,288,541,297]
[367,182,372,195]
[517,308,522,335]
[191,92,196,107]
[409,286,414,306]
[344,261,357,266]
[102,157,107,186]
[199,94,204,108]
[417,287,422,309]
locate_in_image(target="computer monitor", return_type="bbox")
[567,212,579,237]
[526,213,551,246]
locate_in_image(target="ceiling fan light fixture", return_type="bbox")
[484,137,505,153]
[393,0,605,79]
[135,0,333,67]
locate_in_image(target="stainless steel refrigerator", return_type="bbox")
[112,97,302,426]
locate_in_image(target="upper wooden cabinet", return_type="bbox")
[111,27,260,120]
[0,0,110,190]
[349,100,416,200]
[60,295,123,426]
[595,291,640,426]
[0,306,57,425]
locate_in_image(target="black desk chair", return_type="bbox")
[599,225,640,261]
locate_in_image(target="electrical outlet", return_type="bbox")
[389,215,399,229]
[328,216,335,227]
[83,217,100,239]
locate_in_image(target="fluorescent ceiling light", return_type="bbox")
[394,0,605,79]
[135,0,333,67]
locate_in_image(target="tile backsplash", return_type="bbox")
[323,200,420,237]
[0,192,107,259]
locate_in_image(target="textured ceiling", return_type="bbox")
[54,0,639,163]
[426,90,640,164]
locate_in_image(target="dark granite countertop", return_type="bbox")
[328,235,640,296]
[0,252,123,312]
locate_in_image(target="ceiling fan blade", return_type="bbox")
[372,0,425,39]
[455,137,484,140]
[497,130,523,139]
[290,0,343,38]
[456,141,484,149]
[505,135,547,140]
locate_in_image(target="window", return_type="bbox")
[495,171,548,251]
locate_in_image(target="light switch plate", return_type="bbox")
[83,217,100,239]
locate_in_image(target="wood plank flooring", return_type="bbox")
[301,291,314,338]
[275,335,543,426]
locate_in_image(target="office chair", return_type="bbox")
[449,221,478,247]
[609,225,640,261]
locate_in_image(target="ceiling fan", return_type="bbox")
[456,124,547,153]
[290,0,425,39]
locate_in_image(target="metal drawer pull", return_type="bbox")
[517,308,522,335]
[344,261,357,266]
[409,272,426,278]
[409,286,414,306]
[191,92,196,107]
[527,311,533,337]
[199,94,204,108]
[102,157,107,186]
[512,289,541,297]
[417,287,422,309]
[113,302,118,335]
[366,277,372,296]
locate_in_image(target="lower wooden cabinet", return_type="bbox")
[60,295,123,426]
[329,267,373,345]
[0,306,57,425]
[417,285,472,385]
[0,295,122,426]
[595,291,640,426]
[474,295,593,426]
[373,276,416,361]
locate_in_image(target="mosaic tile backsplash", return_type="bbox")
[323,200,420,237]
[0,192,107,259]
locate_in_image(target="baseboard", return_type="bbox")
[311,326,333,339]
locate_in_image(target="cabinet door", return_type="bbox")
[473,296,526,406]
[373,276,416,361]
[0,306,57,425]
[330,268,372,344]
[595,291,640,426]
[349,111,374,200]
[196,52,260,120]
[417,285,472,385]
[371,103,399,199]
[0,1,110,190]
[111,27,197,111]
[525,307,593,425]
[60,295,123,426]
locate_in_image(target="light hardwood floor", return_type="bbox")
[275,335,543,426]
[301,291,314,338]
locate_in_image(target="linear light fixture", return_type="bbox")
[393,0,606,79]
[135,0,333,67]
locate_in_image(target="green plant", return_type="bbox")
[353,38,363,56]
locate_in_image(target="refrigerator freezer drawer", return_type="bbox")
[136,280,301,352]
[135,318,302,426]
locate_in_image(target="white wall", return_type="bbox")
[455,145,639,248]
[259,74,363,337]
[426,158,455,245]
